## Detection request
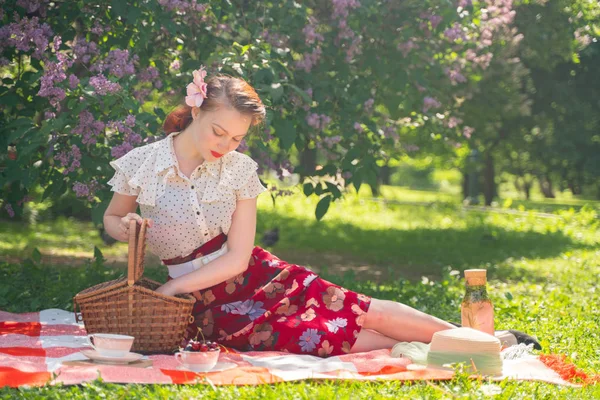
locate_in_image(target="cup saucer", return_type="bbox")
[81,349,144,364]
[176,362,237,373]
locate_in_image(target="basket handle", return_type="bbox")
[127,219,148,286]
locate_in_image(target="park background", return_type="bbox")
[1,0,599,398]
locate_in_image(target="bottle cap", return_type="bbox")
[464,269,487,286]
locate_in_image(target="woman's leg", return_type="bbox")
[350,328,399,353]
[362,298,456,343]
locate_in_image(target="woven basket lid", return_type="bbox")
[430,327,501,354]
[127,219,148,286]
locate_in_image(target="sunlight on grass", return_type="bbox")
[1,186,599,398]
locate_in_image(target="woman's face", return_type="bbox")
[191,106,251,161]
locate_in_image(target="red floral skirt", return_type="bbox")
[175,246,371,357]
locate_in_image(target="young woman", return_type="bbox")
[103,68,540,356]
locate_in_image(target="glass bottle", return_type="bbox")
[461,269,495,335]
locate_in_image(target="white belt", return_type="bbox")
[166,242,228,279]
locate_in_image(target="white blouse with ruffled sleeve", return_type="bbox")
[107,131,267,260]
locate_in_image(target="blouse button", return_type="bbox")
[191,185,195,190]
[196,211,200,215]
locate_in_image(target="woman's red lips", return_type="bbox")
[211,151,224,158]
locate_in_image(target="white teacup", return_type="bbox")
[175,349,220,372]
[87,333,134,357]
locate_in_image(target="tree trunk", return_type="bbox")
[369,183,380,197]
[568,179,582,195]
[462,171,470,200]
[538,174,555,198]
[379,165,392,185]
[523,181,531,200]
[299,147,317,180]
[483,152,496,206]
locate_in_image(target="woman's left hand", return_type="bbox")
[155,281,179,297]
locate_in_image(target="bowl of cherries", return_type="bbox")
[175,338,221,372]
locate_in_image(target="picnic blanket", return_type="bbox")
[0,309,594,388]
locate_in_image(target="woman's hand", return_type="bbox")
[155,280,180,297]
[118,213,153,237]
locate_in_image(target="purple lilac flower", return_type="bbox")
[447,116,463,128]
[236,140,249,153]
[445,67,467,84]
[296,47,322,73]
[73,179,99,201]
[332,0,360,19]
[302,18,324,45]
[72,38,100,64]
[16,0,49,17]
[55,144,82,175]
[383,125,399,140]
[68,74,80,89]
[111,142,134,159]
[322,135,342,148]
[397,40,418,57]
[89,74,121,95]
[422,97,441,113]
[0,15,53,60]
[169,60,180,70]
[91,49,136,78]
[38,53,70,107]
[4,204,15,218]
[90,20,104,35]
[353,122,363,133]
[463,126,474,139]
[72,110,105,145]
[444,23,465,42]
[124,115,136,127]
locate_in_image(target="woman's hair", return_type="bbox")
[163,75,266,134]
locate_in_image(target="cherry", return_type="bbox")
[191,342,201,351]
[200,343,209,352]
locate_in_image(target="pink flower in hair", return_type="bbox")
[185,66,208,107]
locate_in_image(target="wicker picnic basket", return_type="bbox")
[73,219,195,354]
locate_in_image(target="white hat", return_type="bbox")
[427,327,503,376]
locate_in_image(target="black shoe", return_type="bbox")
[448,322,542,350]
[508,329,542,350]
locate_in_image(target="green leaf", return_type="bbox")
[273,118,296,150]
[111,0,128,18]
[353,169,363,192]
[505,292,513,300]
[315,195,332,221]
[253,68,274,84]
[93,246,105,264]
[91,202,109,227]
[42,178,66,202]
[285,83,312,103]
[303,182,314,196]
[270,83,284,103]
[325,182,342,198]
[32,248,41,264]
[314,183,324,196]
[154,107,166,120]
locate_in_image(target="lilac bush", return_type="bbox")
[0,0,520,221]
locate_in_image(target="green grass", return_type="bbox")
[1,185,599,398]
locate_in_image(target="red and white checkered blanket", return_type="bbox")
[0,309,582,387]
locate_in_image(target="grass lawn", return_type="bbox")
[1,186,599,398]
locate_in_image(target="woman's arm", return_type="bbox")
[103,192,153,242]
[155,197,258,296]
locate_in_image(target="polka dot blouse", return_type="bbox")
[107,131,267,260]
